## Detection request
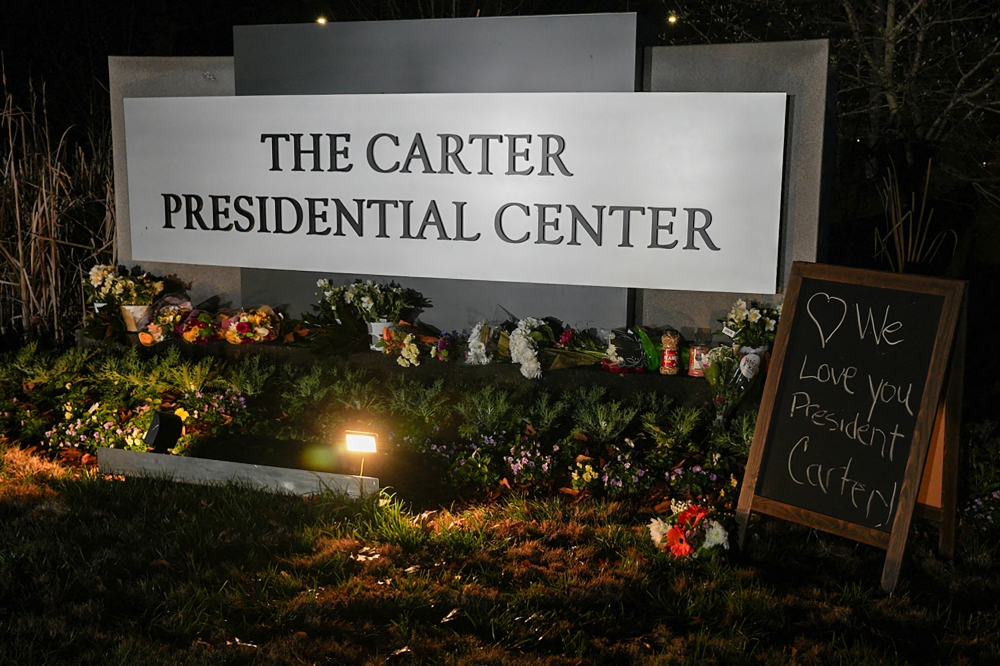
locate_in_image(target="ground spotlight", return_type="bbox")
[345,430,378,453]
[144,411,183,453]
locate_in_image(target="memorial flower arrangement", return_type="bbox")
[378,325,464,366]
[179,310,218,345]
[379,328,423,367]
[465,322,495,365]
[84,264,165,305]
[508,316,546,379]
[138,303,191,346]
[219,307,281,345]
[483,316,606,378]
[703,344,768,428]
[648,500,730,559]
[316,278,431,323]
[432,330,463,361]
[718,298,782,349]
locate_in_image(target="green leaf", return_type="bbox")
[635,327,660,372]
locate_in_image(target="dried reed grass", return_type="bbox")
[0,73,115,344]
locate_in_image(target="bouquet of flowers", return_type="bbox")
[219,306,281,345]
[138,302,191,346]
[465,322,496,365]
[648,501,730,559]
[379,329,423,367]
[84,264,165,305]
[490,316,606,379]
[717,298,781,349]
[315,278,431,323]
[703,344,767,428]
[179,310,217,345]
[432,330,464,361]
[508,316,546,379]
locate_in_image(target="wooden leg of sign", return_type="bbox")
[736,496,751,548]
[881,296,966,592]
[937,301,966,558]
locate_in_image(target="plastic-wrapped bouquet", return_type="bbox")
[180,310,217,345]
[138,303,191,346]
[315,278,430,323]
[648,501,730,559]
[378,328,423,367]
[717,298,781,350]
[508,316,545,379]
[84,264,165,305]
[219,306,281,345]
[465,322,496,365]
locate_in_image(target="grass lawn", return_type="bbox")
[1,445,999,665]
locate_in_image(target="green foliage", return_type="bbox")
[521,390,568,434]
[710,410,758,458]
[388,376,450,424]
[967,420,1000,497]
[159,354,218,393]
[220,354,275,397]
[326,365,386,414]
[454,383,519,439]
[570,386,639,443]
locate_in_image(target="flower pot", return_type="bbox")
[120,304,152,333]
[366,320,391,351]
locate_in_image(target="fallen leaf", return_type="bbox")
[653,500,673,514]
[391,646,412,656]
[441,608,462,623]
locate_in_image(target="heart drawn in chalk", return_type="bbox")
[806,292,847,348]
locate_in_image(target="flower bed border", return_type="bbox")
[97,447,378,497]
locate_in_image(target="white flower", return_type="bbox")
[648,517,670,547]
[519,355,541,379]
[670,498,692,514]
[466,322,491,365]
[765,318,776,331]
[702,520,730,550]
[606,341,623,364]
[747,309,761,323]
[398,334,420,367]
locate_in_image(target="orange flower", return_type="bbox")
[138,331,155,346]
[677,506,708,530]
[666,526,694,557]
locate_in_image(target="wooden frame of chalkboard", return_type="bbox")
[736,262,965,593]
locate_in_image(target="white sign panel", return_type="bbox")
[124,92,786,292]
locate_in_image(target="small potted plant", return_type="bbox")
[315,279,431,350]
[84,264,165,332]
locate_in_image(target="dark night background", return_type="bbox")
[2,0,999,415]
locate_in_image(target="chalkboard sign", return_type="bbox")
[737,262,965,592]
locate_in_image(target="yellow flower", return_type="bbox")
[182,328,199,343]
[138,331,155,346]
[225,329,242,345]
[174,407,190,422]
